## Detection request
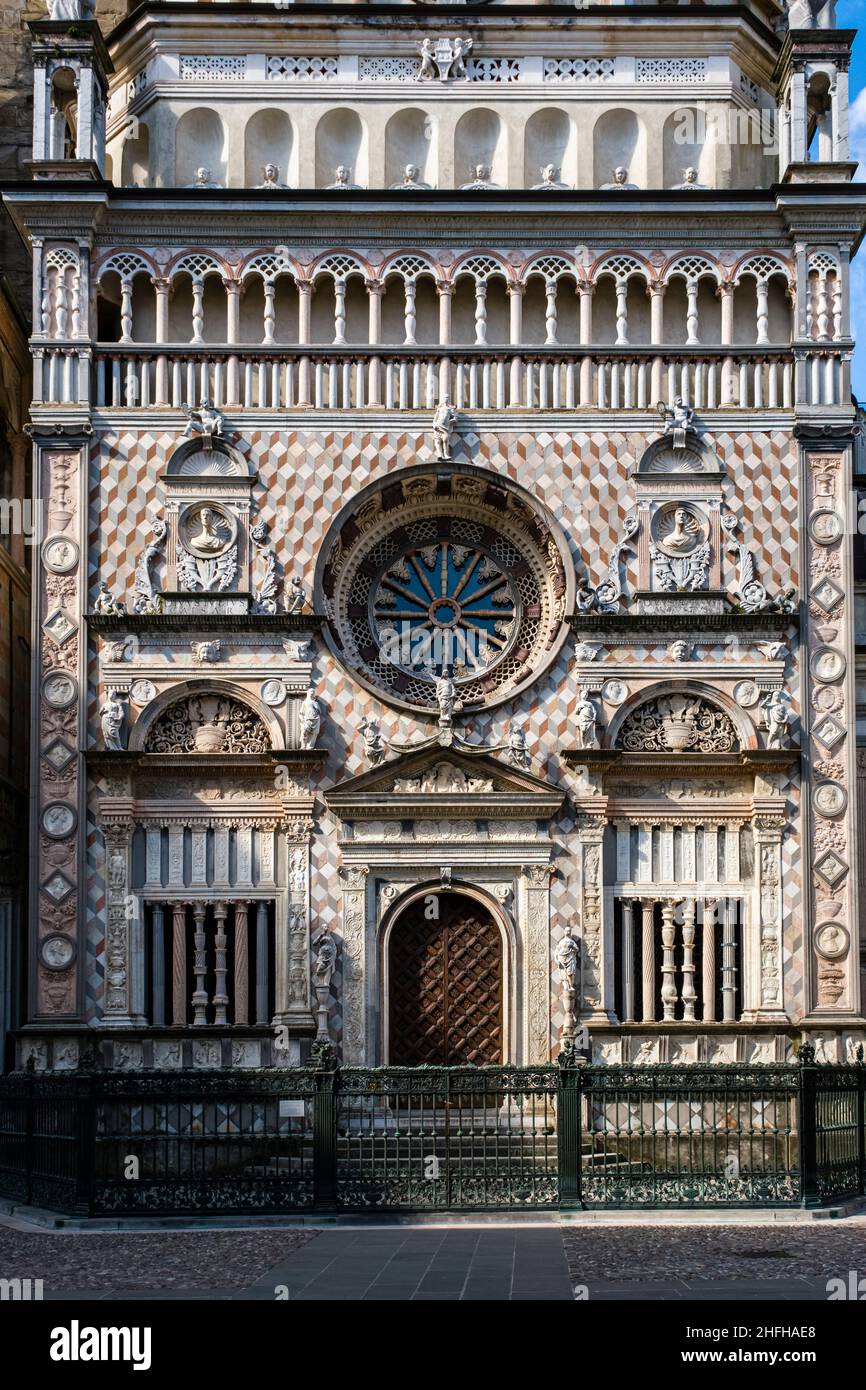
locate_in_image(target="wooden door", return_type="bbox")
[388,893,503,1065]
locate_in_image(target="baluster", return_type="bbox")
[55,272,68,337]
[191,278,204,343]
[328,360,339,408]
[524,360,534,408]
[355,359,365,407]
[686,277,699,344]
[702,899,717,1024]
[213,900,229,1026]
[482,359,492,409]
[191,904,208,1025]
[96,355,106,406]
[552,360,561,409]
[385,360,395,408]
[234,900,250,1025]
[495,359,506,409]
[739,359,748,407]
[469,361,479,408]
[119,277,133,342]
[545,282,558,344]
[681,898,697,1022]
[399,359,408,408]
[256,901,269,1025]
[641,899,656,1024]
[832,273,842,341]
[314,360,324,408]
[597,360,608,410]
[48,350,58,403]
[412,360,422,408]
[611,360,621,409]
[474,282,488,345]
[263,283,276,345]
[271,360,280,408]
[455,360,465,408]
[815,271,830,339]
[768,360,778,407]
[615,281,628,344]
[722,898,737,1023]
[580,354,593,407]
[333,280,346,344]
[539,360,548,409]
[172,901,188,1027]
[284,360,294,407]
[783,360,792,408]
[172,359,182,407]
[636,360,647,409]
[810,354,820,405]
[426,361,436,409]
[151,905,165,1027]
[755,280,769,345]
[660,899,678,1022]
[707,360,717,408]
[404,281,417,345]
[185,360,195,407]
[566,361,575,409]
[824,354,835,405]
[343,360,352,408]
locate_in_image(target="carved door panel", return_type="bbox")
[388,893,503,1065]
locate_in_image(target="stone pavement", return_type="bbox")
[3,1216,865,1301]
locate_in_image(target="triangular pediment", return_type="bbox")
[325,745,563,821]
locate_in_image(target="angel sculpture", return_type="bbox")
[657,397,698,451]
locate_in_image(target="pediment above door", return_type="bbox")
[325,746,563,823]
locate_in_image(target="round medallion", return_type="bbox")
[39,933,76,971]
[810,647,846,683]
[814,922,849,961]
[315,466,574,714]
[178,502,237,559]
[129,679,157,706]
[812,781,847,818]
[42,536,79,574]
[651,502,709,556]
[602,679,629,706]
[42,671,78,709]
[808,509,844,546]
[41,802,77,838]
[260,678,287,706]
[733,679,760,708]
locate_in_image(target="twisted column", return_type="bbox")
[641,898,656,1023]
[702,898,718,1024]
[171,901,188,1027]
[234,900,250,1025]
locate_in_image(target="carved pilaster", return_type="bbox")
[279,819,314,1024]
[803,450,861,1020]
[32,445,88,1023]
[100,818,140,1025]
[338,864,369,1064]
[521,863,554,1063]
[576,819,615,1024]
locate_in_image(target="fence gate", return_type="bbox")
[334,1067,560,1210]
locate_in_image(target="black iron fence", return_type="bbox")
[0,1048,863,1215]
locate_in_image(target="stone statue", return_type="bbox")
[450,36,472,80]
[667,640,693,662]
[532,164,569,191]
[671,166,707,190]
[299,685,323,750]
[763,691,791,750]
[47,0,96,19]
[360,716,387,765]
[390,163,431,190]
[460,164,500,190]
[435,668,463,726]
[574,686,598,750]
[432,395,458,460]
[191,639,220,664]
[257,163,286,189]
[182,400,223,438]
[601,166,638,190]
[507,721,530,770]
[188,166,221,189]
[314,932,337,988]
[784,0,836,29]
[418,38,437,81]
[93,580,125,616]
[657,396,699,450]
[326,165,360,190]
[555,933,580,991]
[287,576,306,613]
[100,690,126,751]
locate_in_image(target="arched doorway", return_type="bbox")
[387,892,504,1065]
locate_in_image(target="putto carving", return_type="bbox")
[600,166,638,190]
[251,517,279,615]
[144,695,271,754]
[460,164,500,190]
[359,716,387,765]
[182,401,223,439]
[417,35,473,82]
[657,397,702,449]
[617,694,739,754]
[93,581,125,616]
[392,762,494,794]
[532,164,569,191]
[650,504,710,592]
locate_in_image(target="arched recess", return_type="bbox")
[593,108,646,188]
[315,108,367,187]
[523,107,575,187]
[385,108,436,187]
[121,121,150,186]
[605,682,759,753]
[244,108,295,187]
[663,107,713,188]
[129,680,284,753]
[163,436,252,478]
[454,108,507,187]
[49,66,77,160]
[175,108,227,187]
[379,882,515,1065]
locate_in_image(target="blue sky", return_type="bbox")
[841,0,866,399]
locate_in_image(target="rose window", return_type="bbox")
[316,467,574,714]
